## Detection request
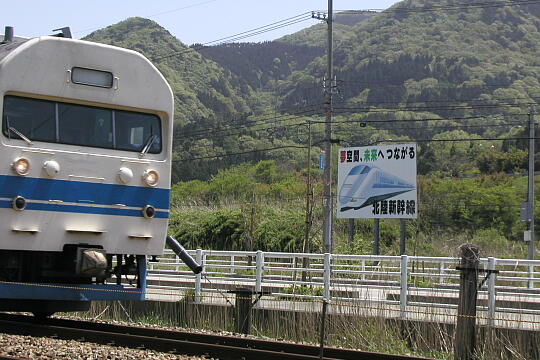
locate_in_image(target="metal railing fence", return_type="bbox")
[147,249,540,324]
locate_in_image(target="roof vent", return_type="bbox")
[3,26,13,43]
[52,27,72,39]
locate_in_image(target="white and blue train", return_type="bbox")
[0,27,199,317]
[338,164,415,212]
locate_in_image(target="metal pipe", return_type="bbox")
[528,106,536,262]
[166,235,203,274]
[322,0,334,253]
[4,26,13,42]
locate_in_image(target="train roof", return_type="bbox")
[0,36,173,116]
[0,38,28,63]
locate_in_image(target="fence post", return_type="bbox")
[454,244,480,360]
[323,253,331,301]
[487,257,496,326]
[439,262,445,285]
[255,250,264,293]
[400,255,408,318]
[528,264,534,289]
[230,288,253,335]
[194,249,203,304]
[361,259,366,281]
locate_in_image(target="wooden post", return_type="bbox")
[319,300,328,360]
[454,244,480,360]
[231,288,252,335]
[348,219,355,249]
[373,218,380,255]
[400,219,406,255]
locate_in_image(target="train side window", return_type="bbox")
[2,96,56,142]
[115,110,161,153]
[58,103,113,148]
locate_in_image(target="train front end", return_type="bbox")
[0,30,173,315]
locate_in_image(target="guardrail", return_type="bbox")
[147,250,540,324]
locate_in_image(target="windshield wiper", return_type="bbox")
[139,134,157,158]
[8,126,33,146]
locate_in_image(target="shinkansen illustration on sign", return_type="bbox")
[337,144,417,219]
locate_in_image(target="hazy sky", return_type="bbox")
[1,0,401,45]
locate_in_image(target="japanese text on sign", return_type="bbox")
[337,144,418,219]
[339,146,416,163]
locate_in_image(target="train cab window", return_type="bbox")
[115,110,161,153]
[58,103,113,148]
[348,166,365,175]
[2,95,162,154]
[2,96,56,142]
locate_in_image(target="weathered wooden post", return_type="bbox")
[229,288,269,335]
[454,244,480,360]
[230,288,253,335]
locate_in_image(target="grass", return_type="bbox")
[63,296,540,360]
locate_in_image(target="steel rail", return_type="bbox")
[0,313,432,360]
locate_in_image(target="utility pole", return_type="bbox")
[528,105,536,261]
[313,0,334,254]
[400,219,406,255]
[373,219,380,255]
[348,219,355,249]
[302,120,313,282]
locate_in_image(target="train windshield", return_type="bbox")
[2,95,161,153]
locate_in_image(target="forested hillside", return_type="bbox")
[277,10,377,46]
[84,1,540,182]
[197,42,323,91]
[190,0,540,180]
[275,0,540,119]
[84,17,254,126]
[83,0,540,257]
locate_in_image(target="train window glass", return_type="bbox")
[115,110,161,153]
[361,166,371,174]
[58,103,113,148]
[2,96,56,142]
[3,96,161,154]
[348,166,365,175]
[72,67,113,88]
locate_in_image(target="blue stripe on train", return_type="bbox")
[0,174,170,209]
[0,200,169,218]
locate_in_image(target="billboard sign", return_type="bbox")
[337,144,417,219]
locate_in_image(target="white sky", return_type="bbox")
[1,0,401,45]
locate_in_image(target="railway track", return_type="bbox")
[0,313,433,360]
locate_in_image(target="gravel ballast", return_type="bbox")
[0,333,209,360]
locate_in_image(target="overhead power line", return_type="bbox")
[152,12,312,61]
[329,0,540,15]
[173,144,307,162]
[176,109,530,142]
[75,0,221,35]
[175,104,322,139]
[173,136,539,163]
[177,95,537,139]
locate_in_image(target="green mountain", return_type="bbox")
[197,42,323,91]
[277,0,540,116]
[83,1,540,181]
[277,10,377,46]
[84,17,254,126]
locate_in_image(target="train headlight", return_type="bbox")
[142,170,159,187]
[12,196,27,211]
[43,160,60,177]
[142,205,156,219]
[12,158,30,176]
[118,167,133,184]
